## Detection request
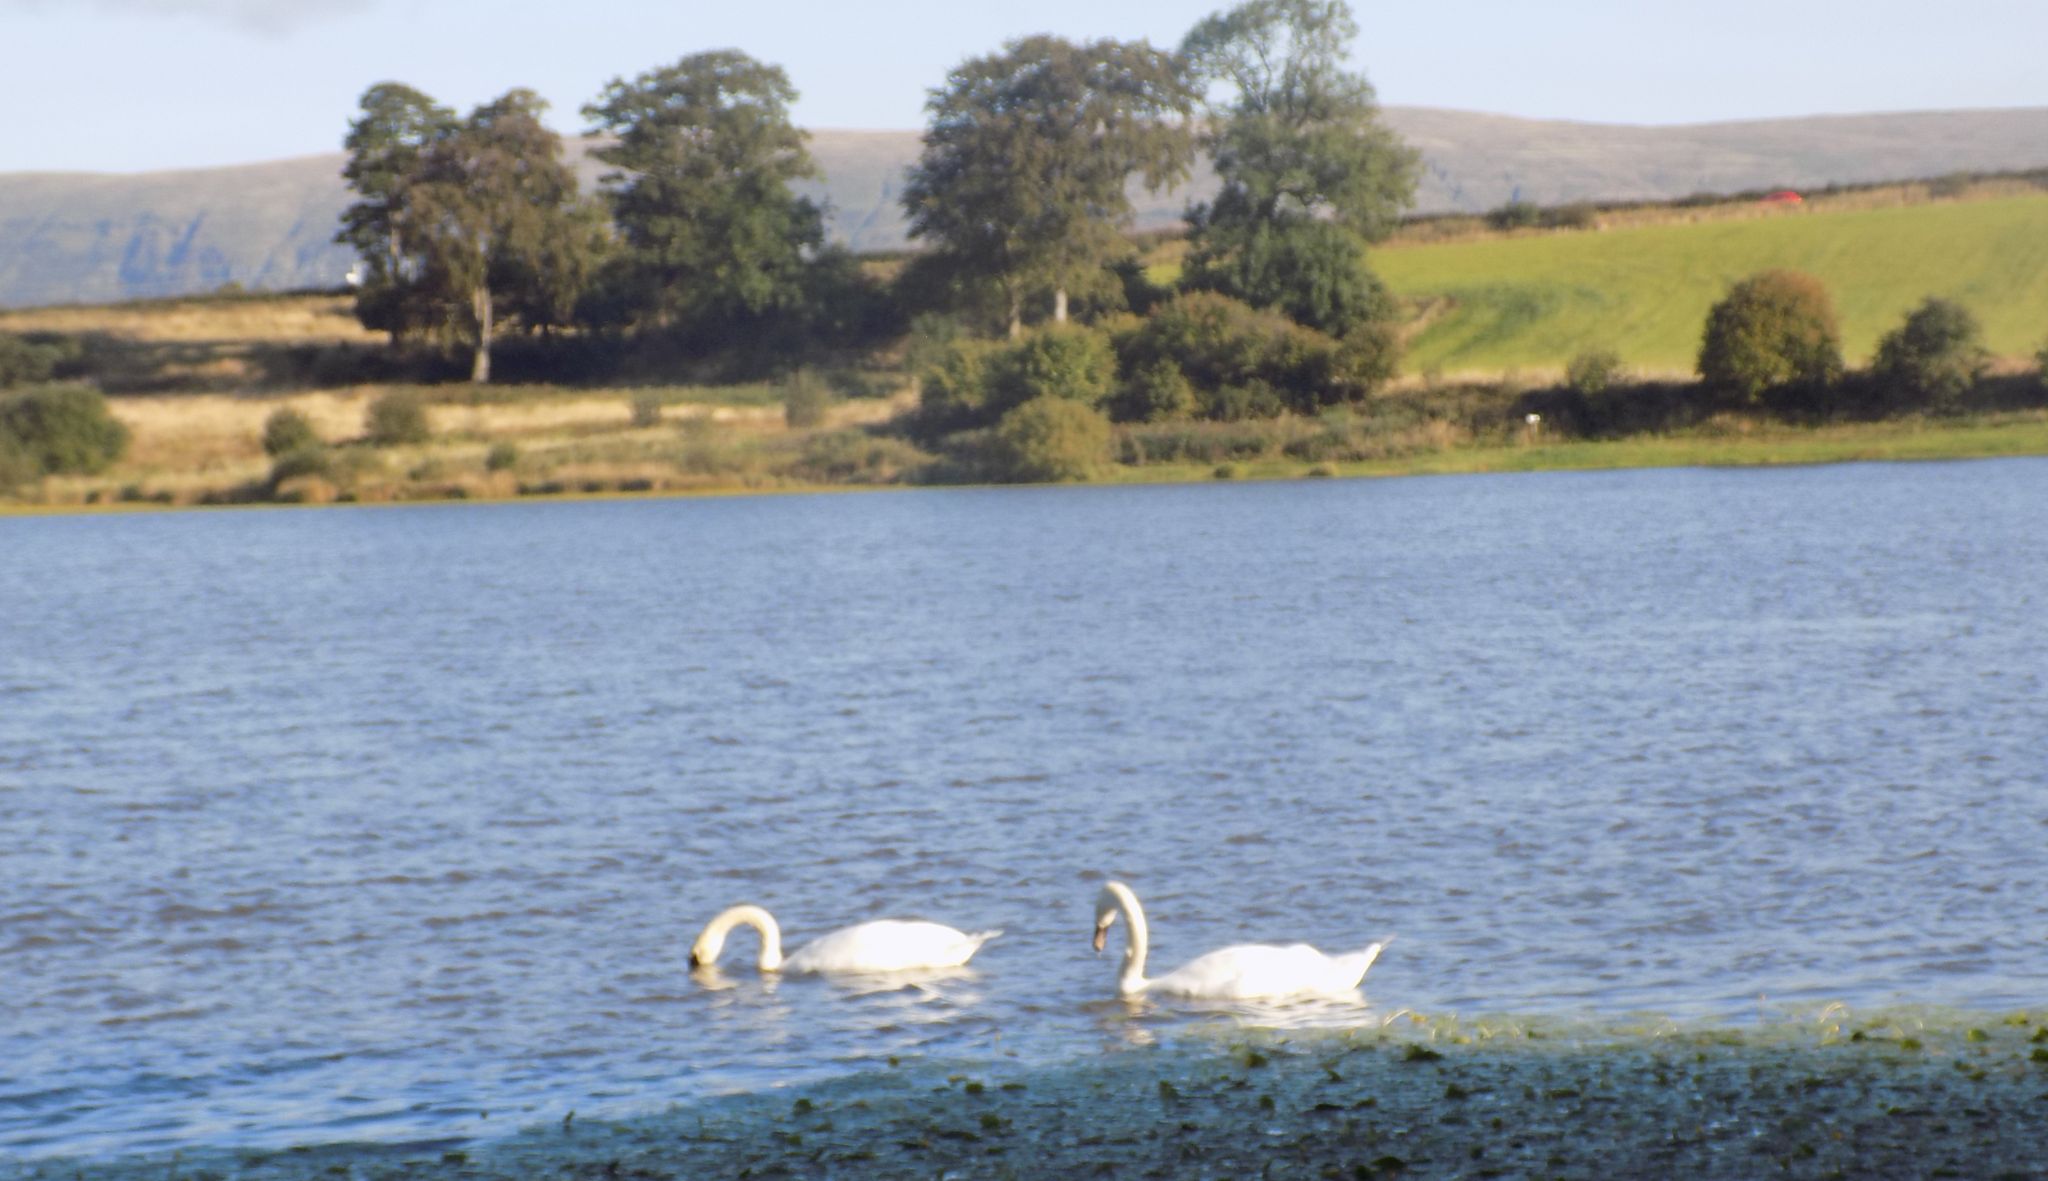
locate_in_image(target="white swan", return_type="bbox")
[1091,880,1385,1001]
[689,904,1001,974]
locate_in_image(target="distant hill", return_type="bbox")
[4,107,2047,309]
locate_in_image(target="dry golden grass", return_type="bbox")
[19,381,922,509]
[0,293,378,344]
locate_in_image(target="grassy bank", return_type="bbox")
[1108,410,2048,486]
[6,402,2048,516]
[15,1011,2048,1180]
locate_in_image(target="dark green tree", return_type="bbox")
[583,51,824,338]
[1873,297,1989,411]
[1697,270,1843,402]
[904,35,1195,338]
[407,90,594,382]
[336,83,459,341]
[1179,0,1418,336]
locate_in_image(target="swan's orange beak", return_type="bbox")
[1092,926,1107,952]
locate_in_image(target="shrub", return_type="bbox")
[0,384,128,475]
[1112,359,1198,422]
[364,390,430,446]
[1335,319,1402,394]
[1873,298,1988,412]
[1547,203,1598,231]
[781,369,834,429]
[909,327,1115,440]
[0,334,66,389]
[1208,381,1289,421]
[791,430,932,484]
[911,337,1001,440]
[1565,350,1625,396]
[988,325,1117,411]
[485,441,520,472]
[0,433,36,490]
[1697,270,1842,402]
[1118,292,1372,419]
[987,396,1112,482]
[630,392,664,428]
[267,445,334,487]
[261,406,320,457]
[1486,200,1543,231]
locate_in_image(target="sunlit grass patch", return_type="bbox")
[1377,194,2048,374]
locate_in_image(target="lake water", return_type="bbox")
[3,460,2045,1162]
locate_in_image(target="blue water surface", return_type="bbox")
[2,459,2044,1160]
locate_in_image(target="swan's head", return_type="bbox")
[691,904,784,972]
[1092,883,1131,952]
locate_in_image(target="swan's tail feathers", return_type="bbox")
[967,929,1004,948]
[1338,940,1387,988]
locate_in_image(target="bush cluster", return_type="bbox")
[987,396,1112,482]
[0,385,129,484]
[364,390,431,446]
[912,293,1401,448]
[1485,200,1597,233]
[1116,293,1392,421]
[913,325,1120,439]
[780,369,835,429]
[261,407,321,457]
[1565,350,1625,396]
[0,334,76,389]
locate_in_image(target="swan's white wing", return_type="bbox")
[781,920,999,974]
[1146,942,1372,1001]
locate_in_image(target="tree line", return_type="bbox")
[333,0,1418,391]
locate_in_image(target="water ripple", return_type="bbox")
[2,460,2046,1161]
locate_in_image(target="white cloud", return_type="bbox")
[6,0,378,35]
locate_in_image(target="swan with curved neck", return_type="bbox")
[690,904,1000,975]
[1091,880,1385,1001]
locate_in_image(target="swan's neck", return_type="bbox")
[1101,882,1150,995]
[697,905,783,971]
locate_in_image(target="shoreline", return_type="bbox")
[13,1012,2047,1180]
[7,412,2048,521]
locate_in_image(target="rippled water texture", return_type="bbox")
[3,460,2045,1160]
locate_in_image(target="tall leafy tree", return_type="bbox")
[904,36,1195,338]
[583,51,824,339]
[1179,0,1418,335]
[336,82,458,341]
[407,89,592,382]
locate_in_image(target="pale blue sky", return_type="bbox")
[3,0,2042,173]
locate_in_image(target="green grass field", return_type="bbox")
[1374,195,2048,376]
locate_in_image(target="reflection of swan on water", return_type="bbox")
[689,904,1001,974]
[1091,881,1386,1001]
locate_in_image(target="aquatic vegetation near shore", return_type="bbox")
[18,1008,2046,1181]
